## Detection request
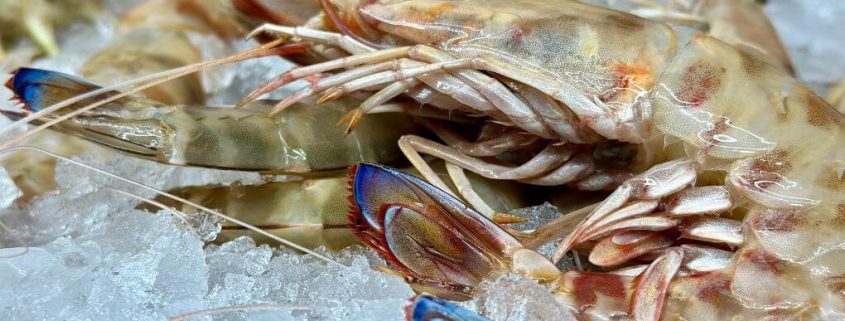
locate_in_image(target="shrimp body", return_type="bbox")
[4,68,419,173]
[358,0,677,142]
[653,32,845,321]
[333,0,845,214]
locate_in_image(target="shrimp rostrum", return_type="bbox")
[236,0,845,319]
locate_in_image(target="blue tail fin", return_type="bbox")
[407,295,491,321]
[5,68,104,113]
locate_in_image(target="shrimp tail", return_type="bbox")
[6,68,98,115]
[3,68,165,158]
[405,294,492,321]
[347,163,533,300]
[4,68,148,118]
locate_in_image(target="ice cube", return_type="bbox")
[164,166,265,190]
[203,240,416,321]
[32,21,117,75]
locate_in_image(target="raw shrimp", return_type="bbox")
[4,1,844,318]
[406,294,491,321]
[238,0,840,207]
[3,68,419,173]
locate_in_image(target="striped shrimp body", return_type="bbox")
[0,0,258,202]
[3,68,420,173]
[267,0,845,319]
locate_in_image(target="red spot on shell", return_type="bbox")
[693,273,732,304]
[750,150,792,174]
[803,92,844,129]
[511,27,525,43]
[677,61,724,108]
[750,209,806,233]
[828,276,845,297]
[572,272,627,309]
[742,248,783,273]
[701,117,729,153]
[738,150,793,191]
[601,64,654,102]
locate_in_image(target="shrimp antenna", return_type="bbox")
[0,219,29,259]
[103,187,192,225]
[0,146,346,267]
[167,304,311,321]
[0,39,293,149]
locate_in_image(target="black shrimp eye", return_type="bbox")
[592,141,639,168]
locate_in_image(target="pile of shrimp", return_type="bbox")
[1,0,845,320]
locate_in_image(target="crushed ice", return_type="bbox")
[464,274,577,321]
[0,153,415,320]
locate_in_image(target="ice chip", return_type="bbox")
[185,211,222,242]
[0,166,22,209]
[465,274,577,321]
[510,202,562,231]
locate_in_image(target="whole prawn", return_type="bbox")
[224,0,845,319]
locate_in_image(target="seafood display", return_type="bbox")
[1,0,844,320]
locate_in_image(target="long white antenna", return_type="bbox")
[0,219,29,259]
[168,304,310,321]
